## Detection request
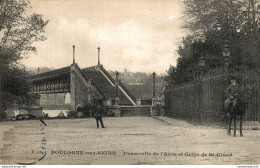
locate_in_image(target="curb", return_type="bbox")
[152,116,193,128]
[152,116,260,130]
[152,116,174,125]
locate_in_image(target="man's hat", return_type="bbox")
[228,76,242,86]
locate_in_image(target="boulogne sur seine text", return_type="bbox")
[51,150,116,155]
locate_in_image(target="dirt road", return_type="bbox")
[0,117,259,165]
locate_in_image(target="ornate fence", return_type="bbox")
[165,67,260,125]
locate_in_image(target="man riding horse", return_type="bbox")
[224,79,239,112]
[223,78,246,137]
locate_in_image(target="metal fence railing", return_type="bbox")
[165,68,260,124]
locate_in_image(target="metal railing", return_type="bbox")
[100,66,116,84]
[119,80,137,103]
[100,66,136,103]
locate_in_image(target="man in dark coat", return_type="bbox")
[94,101,105,128]
[156,95,162,116]
[224,79,239,111]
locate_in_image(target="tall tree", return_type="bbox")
[182,0,260,66]
[165,0,260,85]
[182,0,260,37]
[0,0,48,116]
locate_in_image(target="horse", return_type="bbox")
[223,94,246,137]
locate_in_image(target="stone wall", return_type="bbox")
[39,93,70,110]
[70,65,104,111]
[74,73,91,110]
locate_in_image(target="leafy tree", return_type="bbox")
[165,0,260,85]
[163,65,177,85]
[1,65,38,108]
[182,0,260,37]
[0,0,48,116]
[165,36,223,84]
[182,0,260,67]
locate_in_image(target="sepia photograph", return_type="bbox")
[0,0,260,166]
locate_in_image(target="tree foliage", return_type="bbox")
[0,0,48,114]
[0,0,48,63]
[165,0,260,85]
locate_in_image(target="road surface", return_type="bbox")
[0,117,259,165]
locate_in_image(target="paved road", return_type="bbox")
[0,117,259,165]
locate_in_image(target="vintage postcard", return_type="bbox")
[0,0,260,166]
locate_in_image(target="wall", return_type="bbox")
[70,65,104,111]
[127,84,163,99]
[121,106,151,117]
[74,72,91,110]
[39,93,70,110]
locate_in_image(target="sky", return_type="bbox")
[22,0,185,74]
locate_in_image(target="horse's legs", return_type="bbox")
[225,115,228,128]
[222,115,227,128]
[240,115,243,137]
[222,116,225,127]
[233,116,237,137]
[227,117,231,135]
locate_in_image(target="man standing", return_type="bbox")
[94,101,105,129]
[156,95,162,116]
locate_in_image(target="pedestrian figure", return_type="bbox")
[156,95,162,116]
[59,111,64,117]
[94,101,105,128]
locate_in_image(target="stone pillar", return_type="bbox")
[70,64,76,112]
[115,96,119,106]
[96,47,102,71]
[96,65,102,71]
[73,45,75,65]
[116,72,119,96]
[114,105,121,117]
[136,98,141,106]
[107,99,112,105]
[98,47,100,66]
[35,94,41,106]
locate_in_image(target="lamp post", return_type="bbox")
[115,72,119,105]
[216,22,234,91]
[222,42,231,86]
[152,72,156,98]
[198,56,206,76]
[198,55,206,123]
